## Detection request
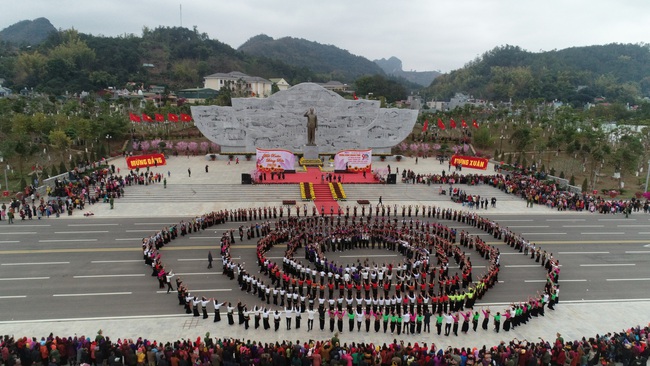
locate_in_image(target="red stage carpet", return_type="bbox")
[258,167,377,184]
[312,182,339,213]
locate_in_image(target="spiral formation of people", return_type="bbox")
[141,203,561,340]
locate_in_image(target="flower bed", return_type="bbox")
[300,182,314,201]
[282,200,296,205]
[357,199,370,204]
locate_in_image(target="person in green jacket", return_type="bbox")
[494,312,501,333]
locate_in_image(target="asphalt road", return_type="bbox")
[1,213,649,321]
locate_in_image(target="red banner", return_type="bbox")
[126,153,166,169]
[450,155,488,170]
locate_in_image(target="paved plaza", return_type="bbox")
[0,154,648,349]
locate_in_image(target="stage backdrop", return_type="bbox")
[334,149,372,172]
[450,155,488,170]
[126,153,166,169]
[255,148,296,171]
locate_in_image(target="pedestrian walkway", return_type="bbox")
[4,154,644,350]
[76,155,560,218]
[0,300,648,350]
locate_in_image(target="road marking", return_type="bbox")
[0,241,20,243]
[125,230,159,233]
[189,237,220,239]
[0,295,27,299]
[91,260,143,263]
[625,251,650,254]
[133,223,176,226]
[1,262,70,266]
[580,263,635,267]
[1,224,50,227]
[606,278,650,282]
[340,254,398,258]
[639,232,650,235]
[54,231,110,234]
[504,264,540,268]
[562,225,604,228]
[521,232,566,235]
[546,219,584,222]
[68,224,119,227]
[580,232,624,235]
[558,251,610,254]
[0,277,50,281]
[0,232,37,235]
[155,289,232,294]
[175,272,222,276]
[53,292,132,297]
[598,218,634,221]
[115,238,142,241]
[178,257,240,261]
[524,279,586,283]
[73,274,145,278]
[496,219,534,222]
[39,239,98,243]
[508,225,549,228]
[617,225,647,227]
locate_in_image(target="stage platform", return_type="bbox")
[256,167,379,185]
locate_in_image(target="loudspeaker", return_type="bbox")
[387,174,396,184]
[241,173,252,185]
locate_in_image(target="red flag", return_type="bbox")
[437,118,445,130]
[180,113,192,122]
[461,119,468,128]
[472,119,480,129]
[155,113,164,122]
[450,118,457,129]
[129,112,141,123]
[422,120,429,132]
[353,93,359,100]
[142,113,153,122]
[168,113,179,122]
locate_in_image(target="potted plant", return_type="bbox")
[229,155,234,161]
[209,154,216,161]
[395,155,402,162]
[245,153,252,161]
[380,156,386,162]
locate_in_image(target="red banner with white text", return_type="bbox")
[450,155,488,170]
[126,153,167,169]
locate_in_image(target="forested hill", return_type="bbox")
[0,26,320,94]
[0,17,56,45]
[238,34,386,82]
[426,43,650,105]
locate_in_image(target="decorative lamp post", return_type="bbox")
[105,134,113,158]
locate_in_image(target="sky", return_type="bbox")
[1,0,648,73]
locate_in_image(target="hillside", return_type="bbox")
[0,17,56,45]
[426,43,650,104]
[238,34,386,82]
[374,56,440,87]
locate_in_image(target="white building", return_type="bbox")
[203,71,272,98]
[269,78,291,92]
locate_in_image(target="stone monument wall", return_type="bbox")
[192,83,418,154]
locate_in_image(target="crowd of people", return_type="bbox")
[1,325,647,366]
[397,166,650,215]
[139,204,560,339]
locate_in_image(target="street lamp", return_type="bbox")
[105,134,112,158]
[499,135,505,159]
[0,156,8,194]
[645,160,650,193]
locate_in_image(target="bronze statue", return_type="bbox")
[304,107,318,146]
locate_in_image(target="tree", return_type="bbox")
[49,129,72,154]
[472,127,493,149]
[510,126,533,153]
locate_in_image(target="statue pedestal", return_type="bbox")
[303,145,319,160]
